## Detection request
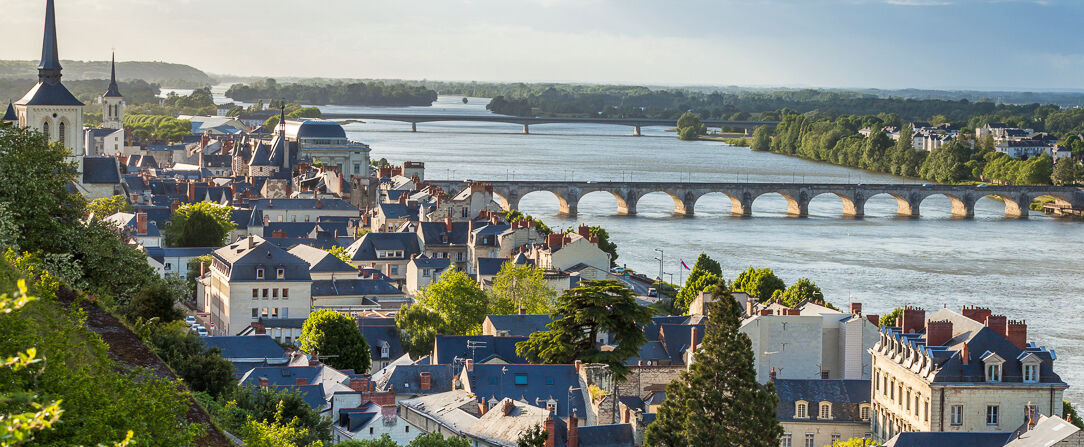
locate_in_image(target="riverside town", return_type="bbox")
[0,1,1082,446]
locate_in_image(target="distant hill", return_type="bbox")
[0,60,214,87]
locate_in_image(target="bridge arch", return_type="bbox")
[692,192,741,216]
[517,189,574,216]
[808,191,862,217]
[863,192,920,217]
[576,190,629,216]
[919,192,973,218]
[750,191,806,217]
[973,193,1028,219]
[631,190,691,216]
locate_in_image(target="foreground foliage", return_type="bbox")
[299,309,372,373]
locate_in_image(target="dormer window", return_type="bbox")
[860,405,871,421]
[546,398,557,415]
[380,341,390,359]
[819,402,832,420]
[982,351,1005,383]
[276,267,285,279]
[256,267,265,279]
[1021,355,1041,383]
[795,401,809,419]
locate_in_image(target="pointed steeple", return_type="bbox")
[2,101,17,124]
[38,0,63,85]
[104,52,122,98]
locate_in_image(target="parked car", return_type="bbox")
[647,288,658,297]
[184,316,196,325]
[197,327,208,337]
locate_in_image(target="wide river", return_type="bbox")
[216,91,1084,403]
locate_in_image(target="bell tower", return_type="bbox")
[101,53,125,130]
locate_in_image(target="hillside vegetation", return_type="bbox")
[0,60,214,87]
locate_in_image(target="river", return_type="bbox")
[215,91,1084,403]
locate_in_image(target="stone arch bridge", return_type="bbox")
[424,181,1084,219]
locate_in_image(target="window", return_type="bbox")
[987,405,999,426]
[282,308,288,318]
[514,374,527,385]
[252,289,259,298]
[282,288,288,298]
[423,269,431,277]
[272,289,278,298]
[380,344,390,358]
[1023,363,1038,383]
[860,406,871,421]
[545,376,555,385]
[925,400,930,422]
[276,268,285,279]
[987,363,1001,382]
[795,402,808,419]
[821,370,829,379]
[781,434,792,447]
[42,122,49,135]
[950,405,963,426]
[263,289,269,298]
[831,434,841,444]
[890,380,895,400]
[875,372,880,391]
[883,376,888,396]
[906,390,911,411]
[58,122,65,146]
[369,427,374,435]
[546,399,557,414]
[456,253,465,262]
[390,265,399,275]
[261,307,269,318]
[405,426,409,433]
[914,395,920,416]
[1024,404,1037,423]
[252,308,258,318]
[819,403,831,419]
[804,433,814,447]
[165,263,172,271]
[256,267,265,279]
[271,308,279,318]
[354,163,361,174]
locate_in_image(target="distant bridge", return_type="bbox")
[321,113,779,136]
[422,180,1084,218]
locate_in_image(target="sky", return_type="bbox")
[1,0,1082,90]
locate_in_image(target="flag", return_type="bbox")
[681,260,691,270]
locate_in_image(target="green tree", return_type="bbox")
[328,246,352,263]
[408,432,472,447]
[128,281,185,322]
[86,195,132,218]
[186,254,214,281]
[287,107,323,119]
[516,280,655,381]
[487,263,556,315]
[0,126,82,254]
[733,267,786,302]
[162,201,236,247]
[416,269,489,335]
[777,278,825,307]
[684,254,722,287]
[240,400,321,447]
[675,273,722,315]
[588,225,619,267]
[880,307,903,327]
[227,387,332,445]
[1064,400,1083,430]
[645,283,782,446]
[299,309,371,373]
[678,126,701,141]
[517,424,548,447]
[750,125,772,151]
[149,324,237,398]
[338,434,399,446]
[677,112,706,141]
[395,304,445,358]
[1052,158,1080,186]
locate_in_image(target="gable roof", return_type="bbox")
[433,334,528,365]
[211,236,311,281]
[375,364,455,395]
[483,314,553,338]
[774,379,871,423]
[288,244,357,274]
[16,81,83,106]
[463,364,586,419]
[82,157,121,184]
[345,232,422,261]
[2,102,16,121]
[201,335,286,361]
[578,424,636,447]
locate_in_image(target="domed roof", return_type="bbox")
[285,119,346,140]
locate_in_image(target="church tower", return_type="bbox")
[14,0,84,156]
[101,53,124,130]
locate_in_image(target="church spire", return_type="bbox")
[104,52,122,98]
[38,0,63,85]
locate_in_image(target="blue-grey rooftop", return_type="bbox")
[774,379,871,423]
[201,335,286,360]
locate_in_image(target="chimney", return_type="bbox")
[569,410,579,447]
[960,343,970,365]
[247,234,254,247]
[518,307,527,315]
[478,397,488,416]
[544,415,555,447]
[867,314,880,326]
[249,321,265,335]
[199,262,207,277]
[962,306,992,324]
[925,320,953,346]
[171,199,180,213]
[850,302,862,315]
[1007,320,1028,350]
[574,360,582,372]
[444,216,453,233]
[296,378,307,386]
[187,182,196,202]
[745,299,755,317]
[384,263,392,276]
[136,212,148,235]
[198,150,204,168]
[986,315,1008,337]
[420,372,431,391]
[760,309,773,316]
[577,224,591,238]
[502,399,514,416]
[398,193,406,204]
[900,306,926,334]
[258,377,269,387]
[782,308,800,316]
[465,359,474,372]
[348,377,372,392]
[689,326,699,353]
[468,219,474,234]
[769,367,777,382]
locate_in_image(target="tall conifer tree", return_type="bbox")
[646,282,783,446]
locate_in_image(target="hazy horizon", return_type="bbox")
[2,0,1082,91]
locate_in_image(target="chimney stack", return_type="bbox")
[962,306,992,324]
[445,216,453,233]
[986,315,1008,337]
[478,397,488,416]
[577,224,591,239]
[569,410,579,447]
[258,377,269,387]
[689,326,699,353]
[187,182,196,202]
[769,367,777,382]
[502,399,514,416]
[295,378,307,386]
[136,212,148,235]
[465,359,474,372]
[900,306,926,334]
[420,372,431,391]
[518,307,527,315]
[867,314,880,326]
[850,302,862,315]
[1007,320,1028,350]
[925,320,953,346]
[574,360,582,372]
[200,262,207,277]
[544,415,555,447]
[960,343,970,365]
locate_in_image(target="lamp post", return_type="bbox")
[653,249,664,290]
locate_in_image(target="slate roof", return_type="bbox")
[773,379,870,423]
[432,334,528,365]
[1004,414,1082,447]
[311,279,400,298]
[375,364,455,395]
[104,54,122,98]
[345,232,422,262]
[476,258,507,276]
[251,198,358,212]
[626,341,671,365]
[285,120,348,140]
[265,222,319,239]
[464,364,586,419]
[201,335,286,360]
[409,255,452,271]
[360,325,404,363]
[240,366,323,386]
[271,384,327,410]
[484,314,553,338]
[82,157,121,184]
[256,317,306,329]
[211,236,312,281]
[884,432,1009,447]
[577,424,636,447]
[2,102,16,121]
[288,244,357,274]
[16,81,83,106]
[378,203,418,221]
[417,221,471,246]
